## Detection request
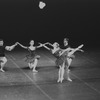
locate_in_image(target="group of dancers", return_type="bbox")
[0,38,84,83]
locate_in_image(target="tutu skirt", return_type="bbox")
[55,55,68,67]
[25,53,40,63]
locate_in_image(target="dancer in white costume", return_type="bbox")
[0,39,18,72]
[17,40,43,72]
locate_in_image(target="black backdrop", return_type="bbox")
[0,0,100,48]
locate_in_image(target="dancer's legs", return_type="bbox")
[32,59,38,72]
[60,62,65,83]
[57,65,62,82]
[0,57,7,72]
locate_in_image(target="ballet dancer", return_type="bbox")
[0,39,18,72]
[58,44,84,83]
[17,40,43,72]
[42,42,68,83]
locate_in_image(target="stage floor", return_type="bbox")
[0,49,100,100]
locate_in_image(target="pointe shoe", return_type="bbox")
[29,66,33,69]
[0,68,5,72]
[68,69,70,72]
[33,69,38,73]
[67,78,72,82]
[57,79,60,83]
[60,80,63,83]
[60,78,64,83]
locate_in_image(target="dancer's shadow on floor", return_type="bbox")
[3,65,77,73]
[21,66,30,70]
[69,66,76,71]
[21,66,77,72]
[3,67,23,73]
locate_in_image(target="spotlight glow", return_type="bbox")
[39,1,46,9]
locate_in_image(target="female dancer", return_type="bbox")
[0,39,18,72]
[42,42,69,83]
[42,42,62,65]
[17,40,43,72]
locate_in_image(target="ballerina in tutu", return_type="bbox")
[42,42,69,83]
[17,40,43,72]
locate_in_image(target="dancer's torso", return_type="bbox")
[0,46,5,57]
[52,48,62,58]
[28,46,36,56]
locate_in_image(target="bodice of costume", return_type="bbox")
[53,49,62,58]
[63,45,75,59]
[25,47,40,63]
[0,45,5,57]
[61,45,71,57]
[61,45,70,49]
[27,48,36,57]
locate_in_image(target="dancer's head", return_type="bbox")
[0,39,4,46]
[53,42,59,48]
[29,40,34,46]
[64,38,69,46]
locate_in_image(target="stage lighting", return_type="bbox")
[39,1,46,9]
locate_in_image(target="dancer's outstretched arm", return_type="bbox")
[17,42,28,49]
[60,44,84,56]
[42,42,53,47]
[36,43,44,48]
[37,42,51,50]
[71,44,84,53]
[5,42,18,51]
[78,48,84,52]
[42,43,51,50]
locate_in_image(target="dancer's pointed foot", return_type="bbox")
[33,69,38,73]
[29,66,33,69]
[67,77,72,82]
[68,69,70,72]
[0,68,5,72]
[60,78,64,83]
[57,79,60,83]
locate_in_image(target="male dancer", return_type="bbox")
[0,39,18,72]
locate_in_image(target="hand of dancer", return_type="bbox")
[38,43,43,47]
[42,42,49,46]
[44,42,50,45]
[79,49,84,52]
[78,44,84,49]
[42,42,52,46]
[14,42,18,46]
[17,42,23,47]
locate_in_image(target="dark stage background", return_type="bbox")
[0,0,100,49]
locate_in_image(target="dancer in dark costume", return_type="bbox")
[59,38,75,82]
[63,38,75,66]
[17,40,43,72]
[0,39,18,72]
[63,38,84,71]
[59,44,84,82]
